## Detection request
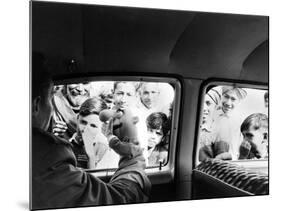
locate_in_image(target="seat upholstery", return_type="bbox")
[195,159,268,195]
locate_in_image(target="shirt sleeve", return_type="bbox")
[32,143,151,210]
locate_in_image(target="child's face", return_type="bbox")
[114,83,136,109]
[77,114,102,139]
[147,128,164,149]
[139,83,159,109]
[242,126,268,158]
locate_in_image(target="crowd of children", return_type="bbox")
[51,81,268,169]
[51,81,173,169]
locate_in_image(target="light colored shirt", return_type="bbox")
[212,109,243,160]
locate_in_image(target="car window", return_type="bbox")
[197,84,268,164]
[52,79,178,171]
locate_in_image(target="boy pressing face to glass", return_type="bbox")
[70,97,109,169]
[65,83,91,110]
[239,113,268,160]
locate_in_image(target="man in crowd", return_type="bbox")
[51,82,91,139]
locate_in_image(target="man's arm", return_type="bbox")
[32,142,151,210]
[108,135,143,158]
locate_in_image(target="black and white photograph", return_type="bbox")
[3,0,280,211]
[30,0,269,210]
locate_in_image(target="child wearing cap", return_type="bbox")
[199,87,231,161]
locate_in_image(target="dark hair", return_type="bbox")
[61,83,91,98]
[79,97,107,117]
[240,113,268,134]
[32,52,52,101]
[146,112,170,137]
[146,112,170,150]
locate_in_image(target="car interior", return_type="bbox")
[31,1,269,205]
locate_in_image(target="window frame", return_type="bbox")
[194,80,268,169]
[54,75,182,180]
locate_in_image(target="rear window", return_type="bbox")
[52,77,180,171]
[196,83,268,166]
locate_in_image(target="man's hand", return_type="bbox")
[82,127,108,169]
[52,120,68,137]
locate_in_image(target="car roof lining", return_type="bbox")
[32,1,268,83]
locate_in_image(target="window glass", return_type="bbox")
[52,80,175,170]
[197,84,268,163]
